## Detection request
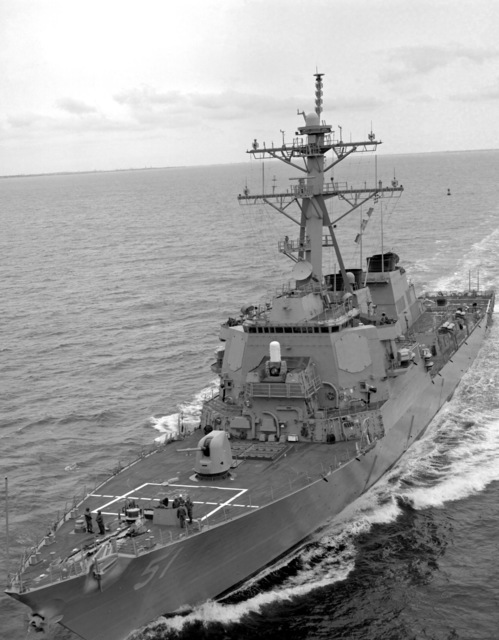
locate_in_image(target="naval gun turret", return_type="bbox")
[179,429,233,478]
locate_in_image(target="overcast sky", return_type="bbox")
[1,0,498,175]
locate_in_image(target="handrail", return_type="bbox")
[9,450,361,590]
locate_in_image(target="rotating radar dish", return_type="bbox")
[292,260,313,283]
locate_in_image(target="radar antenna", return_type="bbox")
[313,72,324,117]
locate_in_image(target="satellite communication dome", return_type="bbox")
[305,112,320,126]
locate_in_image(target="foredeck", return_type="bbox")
[15,432,359,591]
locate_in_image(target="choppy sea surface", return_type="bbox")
[2,150,499,640]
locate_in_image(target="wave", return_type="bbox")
[431,226,499,292]
[375,320,499,511]
[150,380,219,443]
[57,409,120,426]
[388,411,499,511]
[130,518,365,639]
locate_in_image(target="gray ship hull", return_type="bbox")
[8,318,490,640]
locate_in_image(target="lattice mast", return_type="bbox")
[238,73,403,294]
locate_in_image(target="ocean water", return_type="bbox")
[1,149,499,640]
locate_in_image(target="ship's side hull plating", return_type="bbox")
[8,319,490,640]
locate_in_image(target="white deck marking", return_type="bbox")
[90,483,151,512]
[89,483,259,517]
[199,487,248,521]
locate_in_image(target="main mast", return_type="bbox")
[238,73,403,299]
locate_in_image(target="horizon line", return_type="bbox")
[2,147,499,180]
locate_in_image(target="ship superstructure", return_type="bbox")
[202,73,416,449]
[5,75,494,640]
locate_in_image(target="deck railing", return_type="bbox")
[10,448,362,591]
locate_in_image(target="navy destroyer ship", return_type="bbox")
[6,74,495,640]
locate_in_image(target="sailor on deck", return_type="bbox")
[177,503,187,528]
[185,496,193,524]
[84,508,93,534]
[96,510,105,535]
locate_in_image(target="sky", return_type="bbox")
[1,0,499,175]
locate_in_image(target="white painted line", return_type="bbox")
[96,483,151,511]
[200,488,248,521]
[161,483,246,492]
[90,483,255,519]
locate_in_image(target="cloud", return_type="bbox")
[112,86,291,127]
[450,83,499,102]
[114,85,289,116]
[380,45,499,83]
[6,112,41,128]
[332,96,386,111]
[2,109,129,140]
[56,97,98,115]
[112,85,385,130]
[0,84,387,147]
[114,86,182,107]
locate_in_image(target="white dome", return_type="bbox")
[305,112,320,126]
